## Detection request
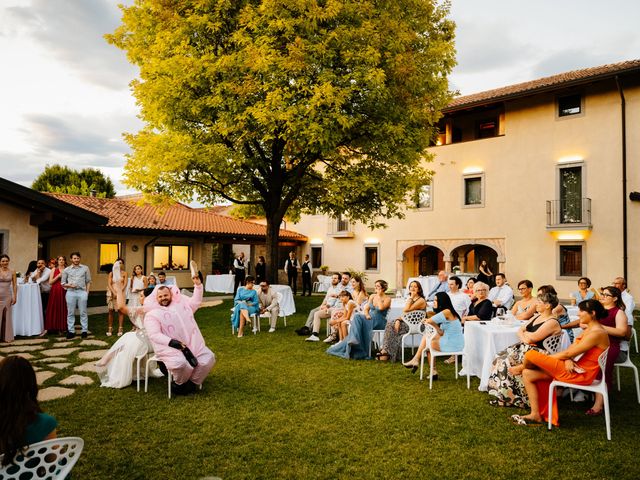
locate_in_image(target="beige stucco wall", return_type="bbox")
[293,79,640,296]
[0,201,39,274]
[48,233,206,291]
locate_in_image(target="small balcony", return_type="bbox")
[546,198,592,230]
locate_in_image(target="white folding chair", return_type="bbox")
[144,354,202,399]
[419,324,465,389]
[134,345,151,392]
[615,355,640,403]
[369,329,385,357]
[631,327,638,353]
[547,348,610,440]
[542,333,564,354]
[0,437,84,480]
[400,310,426,363]
[259,291,286,328]
[230,308,258,335]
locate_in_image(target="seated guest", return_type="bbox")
[538,284,573,342]
[340,272,354,293]
[303,273,342,341]
[461,282,493,322]
[327,280,391,360]
[376,281,426,362]
[326,291,357,342]
[571,277,597,304]
[463,277,476,298]
[231,276,259,337]
[448,275,471,319]
[402,292,464,376]
[350,276,368,310]
[586,285,628,416]
[488,273,514,310]
[147,273,157,287]
[511,299,609,426]
[612,276,635,365]
[157,271,174,286]
[427,270,449,301]
[487,291,562,407]
[0,356,57,466]
[511,280,537,321]
[257,280,280,333]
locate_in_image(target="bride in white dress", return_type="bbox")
[96,271,158,388]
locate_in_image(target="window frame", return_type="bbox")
[364,244,380,273]
[310,245,323,269]
[414,181,433,211]
[557,93,584,119]
[557,242,586,279]
[153,244,192,271]
[462,173,485,208]
[555,161,586,224]
[98,241,123,274]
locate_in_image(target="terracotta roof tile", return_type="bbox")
[45,193,306,241]
[446,58,640,111]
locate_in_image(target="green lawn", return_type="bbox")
[44,297,640,479]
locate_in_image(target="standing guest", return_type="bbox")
[0,356,57,465]
[301,254,313,296]
[128,264,148,310]
[147,273,157,288]
[31,259,51,326]
[302,273,342,340]
[488,273,514,310]
[255,255,267,285]
[106,258,128,337]
[477,259,493,287]
[447,275,471,319]
[376,280,426,362]
[585,286,628,416]
[511,280,537,321]
[284,251,299,295]
[257,280,280,333]
[350,276,368,309]
[43,256,67,336]
[62,251,91,339]
[0,255,17,343]
[23,261,38,283]
[464,277,476,298]
[461,282,493,322]
[48,258,56,270]
[233,252,247,294]
[327,279,391,360]
[144,273,215,395]
[513,299,609,427]
[427,270,449,301]
[231,276,260,338]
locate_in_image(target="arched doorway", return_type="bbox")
[451,244,498,276]
[401,244,445,284]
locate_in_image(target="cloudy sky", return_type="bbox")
[1,0,638,194]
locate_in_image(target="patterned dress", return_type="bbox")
[380,316,410,363]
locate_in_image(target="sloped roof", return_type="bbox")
[46,193,306,241]
[446,58,640,112]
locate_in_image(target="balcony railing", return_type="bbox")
[546,198,592,229]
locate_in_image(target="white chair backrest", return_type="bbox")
[402,310,426,334]
[598,348,609,383]
[424,323,437,340]
[542,333,563,354]
[0,437,84,480]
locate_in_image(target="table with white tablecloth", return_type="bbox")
[253,284,296,317]
[12,283,44,336]
[314,275,332,293]
[205,274,235,294]
[461,320,523,391]
[405,274,475,298]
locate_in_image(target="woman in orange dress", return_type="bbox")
[511,299,609,426]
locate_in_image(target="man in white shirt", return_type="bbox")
[32,258,51,322]
[427,270,450,301]
[613,276,636,362]
[297,273,342,341]
[340,272,354,293]
[488,273,514,310]
[233,252,247,294]
[447,275,471,319]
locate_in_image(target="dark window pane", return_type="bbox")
[560,245,582,276]
[559,94,581,116]
[311,247,322,269]
[464,177,482,205]
[477,117,498,139]
[365,247,378,270]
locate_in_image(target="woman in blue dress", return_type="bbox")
[327,280,391,359]
[402,292,464,376]
[231,276,259,337]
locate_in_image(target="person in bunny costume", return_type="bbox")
[143,273,215,395]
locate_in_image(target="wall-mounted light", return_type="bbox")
[364,237,379,245]
[310,238,323,245]
[557,155,584,164]
[463,166,484,174]
[552,230,591,241]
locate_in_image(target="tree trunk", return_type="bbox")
[265,216,282,285]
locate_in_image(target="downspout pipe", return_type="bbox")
[615,75,628,280]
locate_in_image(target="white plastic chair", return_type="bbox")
[258,291,286,329]
[134,345,151,392]
[615,354,640,403]
[0,437,84,480]
[631,327,638,353]
[144,354,202,399]
[542,333,564,354]
[419,324,465,389]
[230,308,258,335]
[547,348,610,440]
[369,329,385,357]
[400,310,426,363]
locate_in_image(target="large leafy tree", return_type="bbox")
[32,164,116,198]
[108,0,455,282]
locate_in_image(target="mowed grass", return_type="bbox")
[45,297,640,479]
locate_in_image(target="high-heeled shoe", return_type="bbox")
[106,328,113,337]
[403,362,418,374]
[117,328,123,337]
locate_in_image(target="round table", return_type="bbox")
[12,282,44,336]
[205,274,235,294]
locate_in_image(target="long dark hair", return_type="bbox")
[25,260,38,277]
[578,299,607,320]
[0,357,42,465]
[434,291,460,320]
[408,280,425,298]
[602,286,626,311]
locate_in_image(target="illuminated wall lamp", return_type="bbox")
[557,155,584,164]
[310,238,323,245]
[462,167,484,175]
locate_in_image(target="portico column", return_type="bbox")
[457,256,466,273]
[444,260,452,273]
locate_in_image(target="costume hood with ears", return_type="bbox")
[143,284,183,313]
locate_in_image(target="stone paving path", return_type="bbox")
[0,299,223,401]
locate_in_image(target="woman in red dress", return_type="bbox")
[42,256,67,336]
[511,299,609,427]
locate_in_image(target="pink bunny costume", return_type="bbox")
[143,283,215,385]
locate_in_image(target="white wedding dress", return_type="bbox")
[96,306,160,388]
